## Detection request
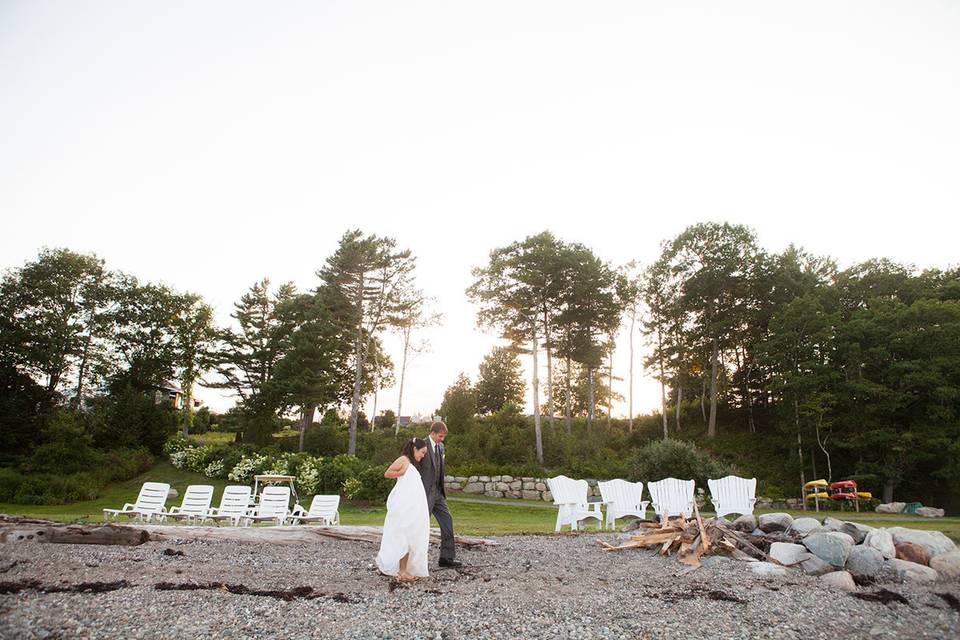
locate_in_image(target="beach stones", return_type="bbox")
[846,545,886,578]
[803,532,854,568]
[887,527,957,558]
[864,528,896,560]
[758,513,794,533]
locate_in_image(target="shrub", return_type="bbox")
[100,448,153,483]
[0,468,25,502]
[318,455,366,495]
[228,453,270,484]
[296,456,324,495]
[353,465,392,503]
[341,477,362,500]
[12,472,100,505]
[630,439,736,487]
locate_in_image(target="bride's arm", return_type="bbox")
[383,456,409,479]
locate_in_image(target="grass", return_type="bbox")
[1,461,957,540]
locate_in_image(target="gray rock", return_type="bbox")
[509,481,522,490]
[522,481,536,490]
[888,527,957,558]
[495,482,510,492]
[875,502,906,514]
[167,488,179,499]
[820,570,856,591]
[916,506,945,518]
[864,528,897,560]
[701,555,732,567]
[542,491,552,502]
[750,562,788,577]
[769,542,808,566]
[463,482,485,494]
[501,475,514,483]
[491,475,502,482]
[803,532,854,568]
[787,517,823,537]
[800,554,835,576]
[886,558,939,582]
[822,517,845,532]
[534,482,546,491]
[751,528,765,537]
[484,490,504,498]
[521,490,540,500]
[929,551,960,578]
[447,482,462,491]
[758,512,794,533]
[444,475,455,482]
[841,521,874,544]
[468,475,478,483]
[846,545,886,578]
[731,514,757,532]
[478,476,491,482]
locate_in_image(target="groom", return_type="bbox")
[419,421,461,568]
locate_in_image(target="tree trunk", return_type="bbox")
[370,383,378,432]
[587,366,595,432]
[675,385,682,432]
[299,402,315,452]
[707,338,719,438]
[700,376,707,424]
[73,331,94,409]
[795,398,806,511]
[883,481,894,503]
[606,345,613,429]
[395,324,411,435]
[657,324,667,438]
[181,377,194,438]
[544,310,553,428]
[531,328,543,464]
[628,309,635,432]
[348,274,366,456]
[564,355,572,435]
[815,414,832,482]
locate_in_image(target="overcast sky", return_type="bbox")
[2,1,958,418]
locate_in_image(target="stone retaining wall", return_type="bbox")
[444,475,603,501]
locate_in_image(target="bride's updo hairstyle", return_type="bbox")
[402,437,428,463]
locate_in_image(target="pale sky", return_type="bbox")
[2,1,959,418]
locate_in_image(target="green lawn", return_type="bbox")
[1,462,957,540]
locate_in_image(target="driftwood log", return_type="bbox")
[0,516,496,548]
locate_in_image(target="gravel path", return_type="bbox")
[1,533,958,639]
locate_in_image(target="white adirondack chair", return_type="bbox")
[165,485,214,523]
[240,485,291,526]
[708,475,757,518]
[647,478,695,519]
[546,475,603,532]
[102,482,170,522]
[204,485,252,526]
[289,495,341,526]
[598,479,649,528]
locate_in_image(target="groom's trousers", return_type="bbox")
[429,495,455,561]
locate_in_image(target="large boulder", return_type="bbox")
[462,482,485,494]
[770,542,809,566]
[787,517,823,537]
[916,506,945,518]
[732,514,757,533]
[800,554,835,576]
[888,527,957,558]
[846,546,886,578]
[820,518,871,543]
[886,559,939,583]
[758,512,794,533]
[803,532,855,568]
[875,502,906,514]
[820,571,856,592]
[895,541,931,566]
[929,551,960,579]
[864,528,897,560]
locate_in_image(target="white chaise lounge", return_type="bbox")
[598,479,649,529]
[205,485,252,526]
[708,475,757,518]
[647,478,695,520]
[289,495,341,526]
[240,486,290,527]
[546,475,603,532]
[165,484,215,524]
[102,482,170,523]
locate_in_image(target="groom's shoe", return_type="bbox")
[438,558,462,568]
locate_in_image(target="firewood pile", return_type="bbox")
[597,507,788,568]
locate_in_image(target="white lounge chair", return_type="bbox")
[240,485,290,527]
[708,475,757,518]
[289,495,341,526]
[165,484,215,524]
[205,485,252,526]
[647,478,695,520]
[546,475,603,532]
[102,482,170,523]
[598,479,650,529]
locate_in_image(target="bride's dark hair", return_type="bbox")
[402,437,428,463]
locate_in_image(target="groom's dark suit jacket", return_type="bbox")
[419,438,446,504]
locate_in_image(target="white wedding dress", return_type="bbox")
[375,462,430,577]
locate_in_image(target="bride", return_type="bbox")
[376,437,430,581]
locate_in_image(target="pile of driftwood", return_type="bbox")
[597,506,775,568]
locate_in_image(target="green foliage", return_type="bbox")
[11,472,101,505]
[0,468,24,502]
[89,385,177,455]
[353,465,393,503]
[439,373,477,428]
[629,439,736,487]
[475,347,525,415]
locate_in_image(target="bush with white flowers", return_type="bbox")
[228,453,270,484]
[296,456,323,495]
